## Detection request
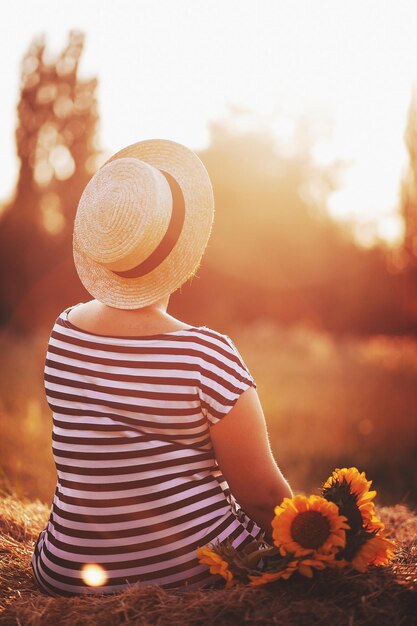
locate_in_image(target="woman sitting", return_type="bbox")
[31,139,292,596]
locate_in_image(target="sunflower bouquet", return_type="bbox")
[196,467,396,587]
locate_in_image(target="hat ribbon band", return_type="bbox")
[112,170,185,279]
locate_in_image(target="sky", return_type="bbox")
[2,0,417,247]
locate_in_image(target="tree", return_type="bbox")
[0,31,100,329]
[397,84,417,272]
[171,108,417,335]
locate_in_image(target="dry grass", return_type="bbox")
[0,494,416,626]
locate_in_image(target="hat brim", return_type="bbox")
[73,139,214,309]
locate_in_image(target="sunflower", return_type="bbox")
[272,495,349,572]
[321,467,384,534]
[247,567,295,586]
[364,512,385,533]
[351,534,396,573]
[322,467,375,501]
[196,546,235,588]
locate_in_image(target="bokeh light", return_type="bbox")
[81,563,108,587]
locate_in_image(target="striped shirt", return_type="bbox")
[31,304,265,596]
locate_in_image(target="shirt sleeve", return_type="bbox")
[198,333,257,426]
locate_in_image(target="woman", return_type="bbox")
[31,139,292,596]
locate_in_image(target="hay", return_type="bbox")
[0,496,416,626]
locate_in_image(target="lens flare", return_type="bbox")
[81,563,108,587]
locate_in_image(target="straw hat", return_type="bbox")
[73,139,214,309]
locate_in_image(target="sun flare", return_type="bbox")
[80,563,108,587]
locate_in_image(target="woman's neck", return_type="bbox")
[67,298,194,336]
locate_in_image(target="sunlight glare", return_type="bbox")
[377,216,405,247]
[49,145,75,180]
[311,141,339,168]
[352,222,378,249]
[2,0,417,249]
[81,563,108,587]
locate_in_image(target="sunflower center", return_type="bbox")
[290,510,331,549]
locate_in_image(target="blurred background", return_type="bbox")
[1,0,417,507]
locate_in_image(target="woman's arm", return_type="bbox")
[209,386,293,544]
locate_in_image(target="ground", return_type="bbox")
[0,495,416,626]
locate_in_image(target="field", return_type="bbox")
[1,320,416,506]
[0,495,416,625]
[0,320,416,625]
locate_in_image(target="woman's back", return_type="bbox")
[31,140,293,596]
[31,304,265,596]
